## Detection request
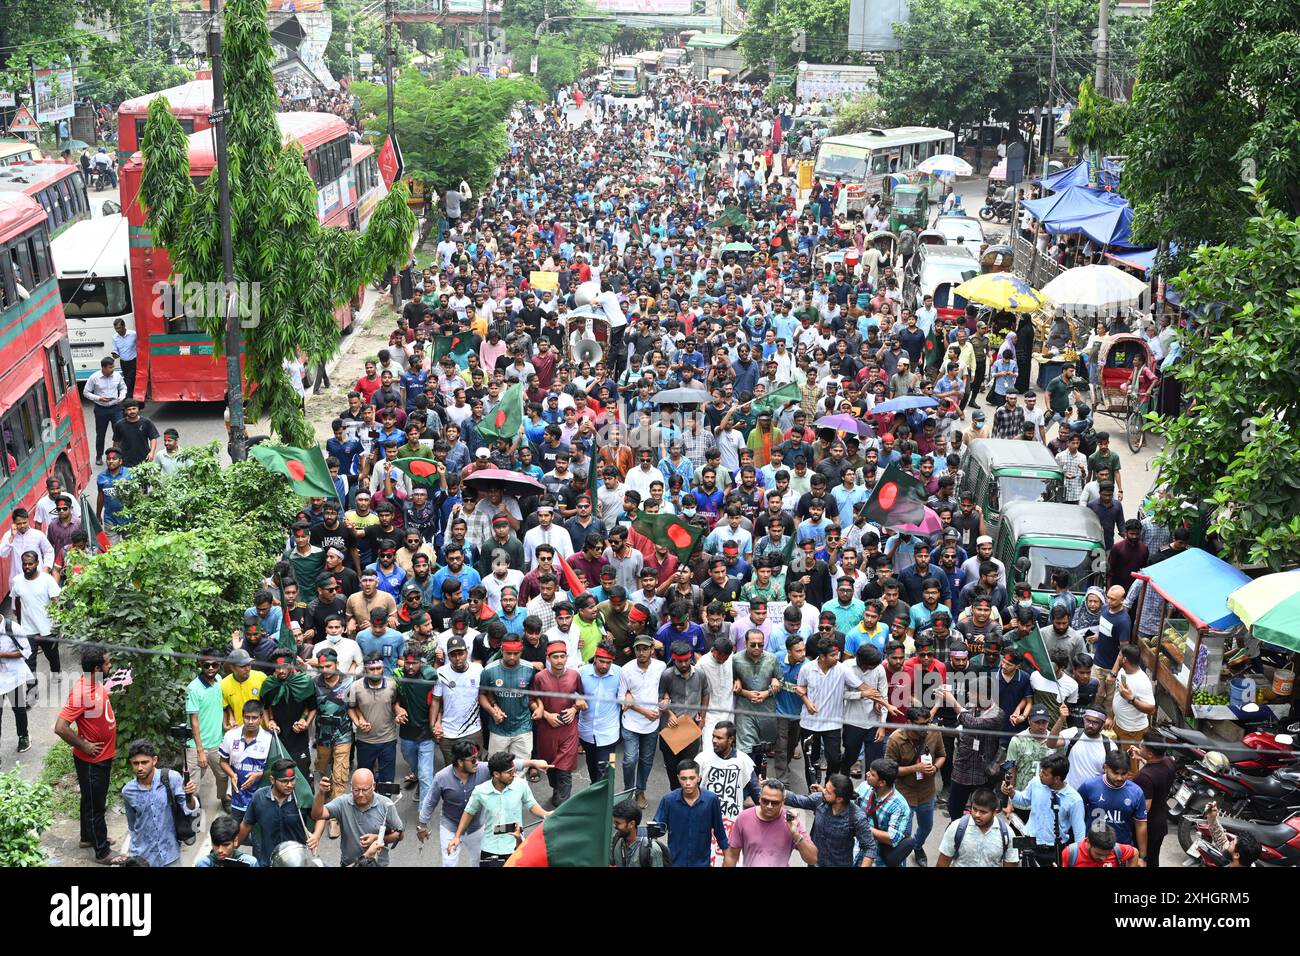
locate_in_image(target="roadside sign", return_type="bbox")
[9,106,39,134]
[772,74,795,87]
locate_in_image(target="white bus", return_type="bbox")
[51,214,132,381]
[814,126,956,214]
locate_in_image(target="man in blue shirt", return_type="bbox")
[578,643,623,782]
[1077,749,1149,862]
[356,608,407,676]
[1005,751,1087,866]
[653,759,728,867]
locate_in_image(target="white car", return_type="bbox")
[932,214,985,247]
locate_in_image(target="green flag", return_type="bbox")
[752,381,802,415]
[708,205,748,230]
[249,444,336,500]
[1013,625,1057,678]
[861,463,928,527]
[505,772,614,867]
[923,320,946,375]
[629,213,644,245]
[634,513,705,565]
[478,381,523,443]
[391,457,445,488]
[255,733,315,811]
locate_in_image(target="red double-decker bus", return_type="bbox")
[0,192,92,596]
[116,75,214,159]
[120,111,364,402]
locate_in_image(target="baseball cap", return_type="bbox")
[446,635,468,653]
[228,649,253,666]
[475,447,490,459]
[1029,704,1051,723]
[632,635,654,648]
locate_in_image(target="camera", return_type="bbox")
[1011,835,1037,850]
[374,782,403,798]
[643,821,666,840]
[1000,759,1016,785]
[493,823,520,835]
[168,724,192,743]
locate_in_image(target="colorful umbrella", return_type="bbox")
[953,272,1051,313]
[870,395,939,415]
[889,507,942,535]
[720,242,756,253]
[1227,572,1300,652]
[462,468,546,498]
[814,414,874,436]
[917,154,973,177]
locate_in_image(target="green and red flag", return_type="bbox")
[769,224,792,255]
[80,494,111,552]
[924,320,946,375]
[249,444,337,500]
[391,457,443,488]
[1013,625,1056,678]
[751,381,802,415]
[708,205,748,230]
[629,213,644,245]
[634,512,705,565]
[478,381,523,443]
[506,772,613,867]
[432,335,474,364]
[861,463,928,528]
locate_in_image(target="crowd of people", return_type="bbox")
[33,64,1210,871]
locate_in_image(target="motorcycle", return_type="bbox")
[1182,814,1300,867]
[1169,754,1300,849]
[1157,721,1299,776]
[978,199,1013,223]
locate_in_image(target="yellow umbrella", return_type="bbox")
[953,273,1051,313]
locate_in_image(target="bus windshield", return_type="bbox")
[60,276,131,318]
[1023,545,1097,591]
[613,67,638,81]
[815,145,868,181]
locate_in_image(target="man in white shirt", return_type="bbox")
[617,635,666,808]
[0,509,54,580]
[1111,645,1156,743]
[83,355,126,466]
[33,477,81,529]
[10,550,61,677]
[794,638,864,779]
[523,504,574,568]
[112,318,139,398]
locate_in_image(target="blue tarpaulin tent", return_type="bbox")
[1133,548,1252,631]
[1022,185,1134,247]
[1037,162,1090,192]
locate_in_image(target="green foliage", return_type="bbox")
[78,53,193,107]
[1066,77,1130,157]
[876,0,1145,131]
[136,0,416,446]
[1121,0,1300,255]
[0,0,126,90]
[1149,187,1300,568]
[0,769,53,867]
[54,441,300,773]
[352,73,544,194]
[39,741,82,818]
[831,94,886,136]
[500,0,616,95]
[741,0,855,73]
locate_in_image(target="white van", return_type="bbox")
[51,214,133,381]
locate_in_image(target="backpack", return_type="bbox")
[1064,727,1114,758]
[1077,423,1099,457]
[952,813,1009,863]
[159,768,198,845]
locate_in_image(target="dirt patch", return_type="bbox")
[305,294,405,442]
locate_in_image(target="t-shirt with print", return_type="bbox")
[481,660,535,736]
[1077,776,1147,846]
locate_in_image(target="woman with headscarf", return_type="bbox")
[1071,586,1105,639]
[1014,313,1036,393]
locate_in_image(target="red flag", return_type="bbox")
[555,553,587,597]
[377,135,402,189]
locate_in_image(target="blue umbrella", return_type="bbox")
[813,414,874,436]
[871,395,939,415]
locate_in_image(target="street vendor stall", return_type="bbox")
[1130,548,1251,719]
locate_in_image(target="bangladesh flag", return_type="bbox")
[254,733,315,811]
[752,381,802,415]
[769,225,792,255]
[861,463,927,528]
[478,382,523,443]
[249,444,337,500]
[708,205,748,230]
[629,213,644,245]
[1013,625,1056,677]
[506,773,613,867]
[700,104,722,131]
[80,493,111,552]
[391,457,443,488]
[634,513,704,565]
[924,321,946,375]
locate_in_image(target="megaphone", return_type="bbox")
[575,281,601,307]
[574,339,603,365]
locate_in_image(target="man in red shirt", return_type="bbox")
[354,360,384,404]
[1061,822,1139,868]
[54,645,121,863]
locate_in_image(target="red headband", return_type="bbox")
[501,640,524,652]
[628,606,649,623]
[593,647,616,661]
[671,651,692,662]
[546,641,569,655]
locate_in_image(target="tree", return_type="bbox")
[352,73,544,193]
[1149,188,1300,568]
[1066,77,1128,157]
[740,0,857,74]
[499,0,616,94]
[53,443,303,774]
[1120,0,1300,254]
[0,770,52,867]
[137,0,416,446]
[830,94,886,136]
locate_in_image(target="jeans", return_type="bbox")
[355,739,397,782]
[0,685,28,741]
[74,756,113,858]
[28,633,61,674]
[120,358,137,399]
[659,734,702,791]
[582,739,617,783]
[92,404,123,459]
[399,737,436,806]
[840,724,883,776]
[803,728,842,785]
[621,727,658,794]
[185,745,230,815]
[910,797,935,856]
[547,768,573,805]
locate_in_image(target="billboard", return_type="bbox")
[848,0,910,52]
[34,68,75,122]
[589,0,692,13]
[796,64,877,102]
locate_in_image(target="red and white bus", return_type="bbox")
[115,76,214,159]
[119,111,365,402]
[0,163,92,240]
[0,192,92,596]
[350,141,387,233]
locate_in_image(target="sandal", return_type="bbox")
[527,769,541,783]
[95,853,130,866]
[403,773,417,788]
[80,837,116,849]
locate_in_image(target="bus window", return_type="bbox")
[162,281,201,334]
[11,240,35,291]
[47,339,77,399]
[37,191,55,231]
[871,153,891,175]
[30,231,52,282]
[2,386,41,469]
[0,253,13,309]
[60,274,131,318]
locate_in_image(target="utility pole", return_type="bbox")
[1045,0,1057,178]
[1095,0,1109,93]
[147,0,154,49]
[208,0,244,460]
[384,0,400,308]
[482,0,491,71]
